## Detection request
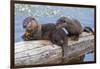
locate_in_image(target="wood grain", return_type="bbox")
[15,32,94,66]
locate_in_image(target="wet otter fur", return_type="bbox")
[50,27,68,60]
[22,16,41,40]
[56,16,93,41]
[41,23,56,40]
[22,16,56,41]
[42,24,69,59]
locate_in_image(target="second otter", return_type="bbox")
[56,16,93,41]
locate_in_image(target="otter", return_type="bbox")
[22,16,41,40]
[56,16,94,41]
[49,27,68,60]
[41,23,56,40]
[22,16,56,41]
[42,24,69,59]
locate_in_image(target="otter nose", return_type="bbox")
[27,22,32,28]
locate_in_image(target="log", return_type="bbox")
[15,32,94,66]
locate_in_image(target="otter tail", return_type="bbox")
[83,26,94,35]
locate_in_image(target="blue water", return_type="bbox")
[15,4,95,62]
[84,53,94,61]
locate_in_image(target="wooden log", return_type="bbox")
[15,32,94,66]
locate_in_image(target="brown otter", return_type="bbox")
[42,24,69,59]
[56,16,93,41]
[49,27,68,60]
[41,23,56,40]
[22,16,41,40]
[22,16,56,41]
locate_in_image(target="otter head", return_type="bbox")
[23,16,38,32]
[56,16,70,29]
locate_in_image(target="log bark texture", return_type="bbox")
[15,32,94,66]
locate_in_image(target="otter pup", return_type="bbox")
[56,16,92,41]
[22,16,41,40]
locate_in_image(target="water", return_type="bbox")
[84,53,94,61]
[15,4,95,62]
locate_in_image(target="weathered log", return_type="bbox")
[15,32,94,66]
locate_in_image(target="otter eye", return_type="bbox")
[58,19,66,23]
[23,22,27,28]
[62,20,66,23]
